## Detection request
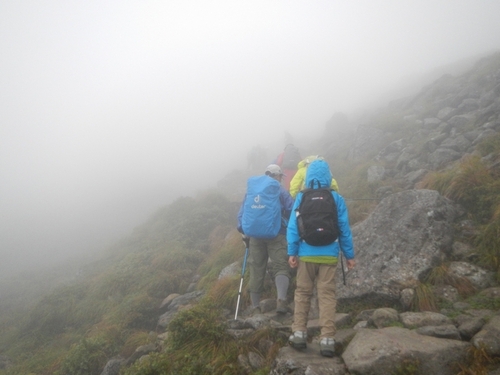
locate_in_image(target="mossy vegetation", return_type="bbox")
[391,358,420,375]
[456,345,500,375]
[426,264,476,298]
[0,193,237,375]
[411,283,438,312]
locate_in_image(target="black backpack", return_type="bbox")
[281,145,301,170]
[296,187,339,246]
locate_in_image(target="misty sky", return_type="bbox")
[1,1,500,277]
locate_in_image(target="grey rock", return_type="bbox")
[428,147,462,168]
[440,134,472,152]
[399,311,452,328]
[458,317,486,341]
[355,309,376,322]
[227,318,250,329]
[257,338,274,354]
[464,309,495,319]
[458,98,480,113]
[416,324,461,340]
[244,314,274,330]
[404,115,417,124]
[472,315,500,356]
[448,114,475,131]
[125,344,157,366]
[353,321,368,330]
[404,169,428,187]
[340,190,459,303]
[158,290,204,328]
[368,308,399,328]
[395,150,415,171]
[378,139,408,157]
[479,287,500,299]
[375,186,393,200]
[334,328,357,353]
[448,261,495,290]
[159,293,180,313]
[167,290,204,311]
[430,132,449,144]
[423,118,442,129]
[186,282,196,292]
[260,298,277,313]
[423,139,438,153]
[270,345,347,375]
[452,302,470,310]
[433,284,459,303]
[479,91,497,108]
[348,125,386,161]
[237,354,253,375]
[248,351,265,370]
[451,241,474,261]
[342,327,470,375]
[400,288,415,311]
[227,328,255,340]
[218,261,241,279]
[463,130,481,141]
[100,358,125,375]
[437,107,459,121]
[367,165,385,182]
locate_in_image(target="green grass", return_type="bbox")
[411,283,437,312]
[0,192,238,375]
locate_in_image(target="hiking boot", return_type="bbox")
[320,337,335,357]
[289,331,307,349]
[276,299,289,314]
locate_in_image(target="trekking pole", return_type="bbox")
[234,237,250,320]
[340,252,346,286]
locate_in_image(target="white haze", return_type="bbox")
[1,1,500,278]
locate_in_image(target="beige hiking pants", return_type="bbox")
[292,260,337,339]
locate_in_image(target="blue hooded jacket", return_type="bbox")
[287,159,354,259]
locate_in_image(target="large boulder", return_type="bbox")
[342,327,470,375]
[337,189,460,305]
[471,315,500,357]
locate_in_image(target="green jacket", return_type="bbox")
[289,155,339,198]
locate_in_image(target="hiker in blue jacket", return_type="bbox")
[287,159,355,357]
[237,164,294,315]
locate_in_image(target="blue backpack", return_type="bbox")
[241,175,282,239]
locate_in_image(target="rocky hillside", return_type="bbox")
[2,52,500,375]
[346,51,500,186]
[102,52,500,375]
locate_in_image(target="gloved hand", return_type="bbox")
[241,234,250,247]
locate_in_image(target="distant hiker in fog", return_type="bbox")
[237,164,294,315]
[274,144,301,190]
[287,159,355,357]
[247,145,267,172]
[289,155,339,198]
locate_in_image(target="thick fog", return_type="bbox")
[1,1,500,278]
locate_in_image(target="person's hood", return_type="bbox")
[298,155,322,169]
[305,159,332,189]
